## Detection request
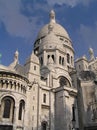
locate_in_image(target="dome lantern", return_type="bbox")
[49,10,56,23]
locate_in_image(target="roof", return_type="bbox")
[26,52,39,64]
[36,10,70,41]
[37,23,70,40]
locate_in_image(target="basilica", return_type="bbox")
[0,10,97,130]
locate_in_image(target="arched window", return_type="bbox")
[18,100,25,120]
[67,53,70,64]
[40,57,43,66]
[43,94,46,103]
[41,121,47,130]
[62,58,64,65]
[48,55,50,59]
[59,56,61,64]
[3,99,11,118]
[2,97,15,121]
[71,56,73,65]
[34,65,36,70]
[72,104,76,121]
[52,55,54,62]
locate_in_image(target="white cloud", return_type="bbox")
[47,0,78,7]
[46,0,96,7]
[0,0,43,40]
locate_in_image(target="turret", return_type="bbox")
[8,50,19,69]
[75,55,89,74]
[24,52,40,82]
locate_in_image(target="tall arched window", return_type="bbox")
[71,56,73,65]
[3,99,11,118]
[2,97,15,121]
[72,104,76,121]
[40,57,43,66]
[43,94,46,103]
[18,100,25,120]
[47,55,50,59]
[67,53,70,64]
[59,56,61,64]
[62,58,64,65]
[52,55,54,62]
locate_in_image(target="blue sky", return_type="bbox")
[0,0,97,66]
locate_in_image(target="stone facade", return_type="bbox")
[0,10,97,130]
[75,48,97,130]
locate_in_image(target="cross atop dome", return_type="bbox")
[49,10,56,23]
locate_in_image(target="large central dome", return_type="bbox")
[36,10,70,40]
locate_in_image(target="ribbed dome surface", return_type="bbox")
[37,23,70,40]
[36,10,70,40]
[42,31,60,45]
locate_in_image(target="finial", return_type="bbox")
[14,50,19,63]
[49,10,56,23]
[89,48,95,61]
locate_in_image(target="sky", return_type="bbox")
[0,0,97,66]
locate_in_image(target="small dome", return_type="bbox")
[36,10,70,40]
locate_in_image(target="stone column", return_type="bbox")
[55,50,59,65]
[43,50,47,66]
[13,103,19,130]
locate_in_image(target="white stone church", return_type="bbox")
[0,10,97,130]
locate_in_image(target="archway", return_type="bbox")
[41,121,48,130]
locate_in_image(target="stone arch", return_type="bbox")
[41,121,48,130]
[18,99,25,120]
[0,93,17,104]
[56,73,72,87]
[0,96,15,123]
